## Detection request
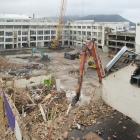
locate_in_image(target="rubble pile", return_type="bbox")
[4,80,68,139]
[1,78,114,140]
[0,56,22,71]
[72,101,113,127]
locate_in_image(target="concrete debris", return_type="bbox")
[83,132,103,140]
[62,131,69,139]
[1,51,139,140]
[38,104,47,122]
[137,135,140,139]
[1,79,113,140]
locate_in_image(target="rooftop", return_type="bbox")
[0,14,30,19]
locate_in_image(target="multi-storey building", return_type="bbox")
[0,17,58,49]
[67,20,130,52]
[0,15,130,52]
[105,31,135,52]
[136,23,140,53]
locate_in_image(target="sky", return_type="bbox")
[0,0,140,23]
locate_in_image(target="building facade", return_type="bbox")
[0,15,130,52]
[136,23,140,53]
[0,19,58,50]
[105,31,135,53]
[67,20,130,52]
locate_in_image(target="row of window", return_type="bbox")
[70,31,102,36]
[0,25,58,29]
[0,25,102,29]
[0,36,56,42]
[0,30,56,36]
[70,26,102,30]
[0,29,102,37]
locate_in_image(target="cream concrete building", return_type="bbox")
[136,23,140,53]
[0,14,130,52]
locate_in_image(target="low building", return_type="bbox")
[0,15,60,50]
[68,20,130,52]
[0,14,130,52]
[136,23,140,53]
[105,31,135,53]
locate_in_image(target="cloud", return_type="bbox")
[0,0,139,22]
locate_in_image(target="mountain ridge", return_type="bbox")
[40,14,135,26]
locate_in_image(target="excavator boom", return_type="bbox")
[72,41,105,106]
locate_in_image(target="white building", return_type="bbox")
[105,31,135,53]
[136,23,140,53]
[0,14,130,52]
[68,20,130,52]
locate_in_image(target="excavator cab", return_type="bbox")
[87,56,96,69]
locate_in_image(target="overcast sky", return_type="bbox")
[0,0,140,22]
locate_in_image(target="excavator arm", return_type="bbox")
[72,41,105,106]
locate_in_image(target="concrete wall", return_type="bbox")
[102,65,140,124]
[136,23,140,53]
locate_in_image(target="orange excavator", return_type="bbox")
[71,40,105,106]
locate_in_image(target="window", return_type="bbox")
[93,26,97,29]
[18,37,21,41]
[6,26,13,29]
[98,32,102,38]
[65,26,69,29]
[37,30,43,35]
[22,31,28,35]
[78,26,81,29]
[0,44,4,49]
[18,31,21,35]
[22,26,29,29]
[82,31,86,35]
[70,36,73,40]
[0,31,4,36]
[22,37,28,41]
[0,37,4,42]
[78,31,81,35]
[93,32,97,36]
[87,32,91,36]
[44,30,50,34]
[14,26,21,29]
[44,36,50,40]
[98,26,102,30]
[51,36,55,39]
[0,26,4,29]
[87,26,91,29]
[37,36,43,40]
[82,26,86,29]
[51,30,56,34]
[30,26,36,29]
[98,40,102,44]
[5,38,13,42]
[5,44,13,49]
[5,32,13,36]
[30,30,36,35]
[30,36,36,41]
